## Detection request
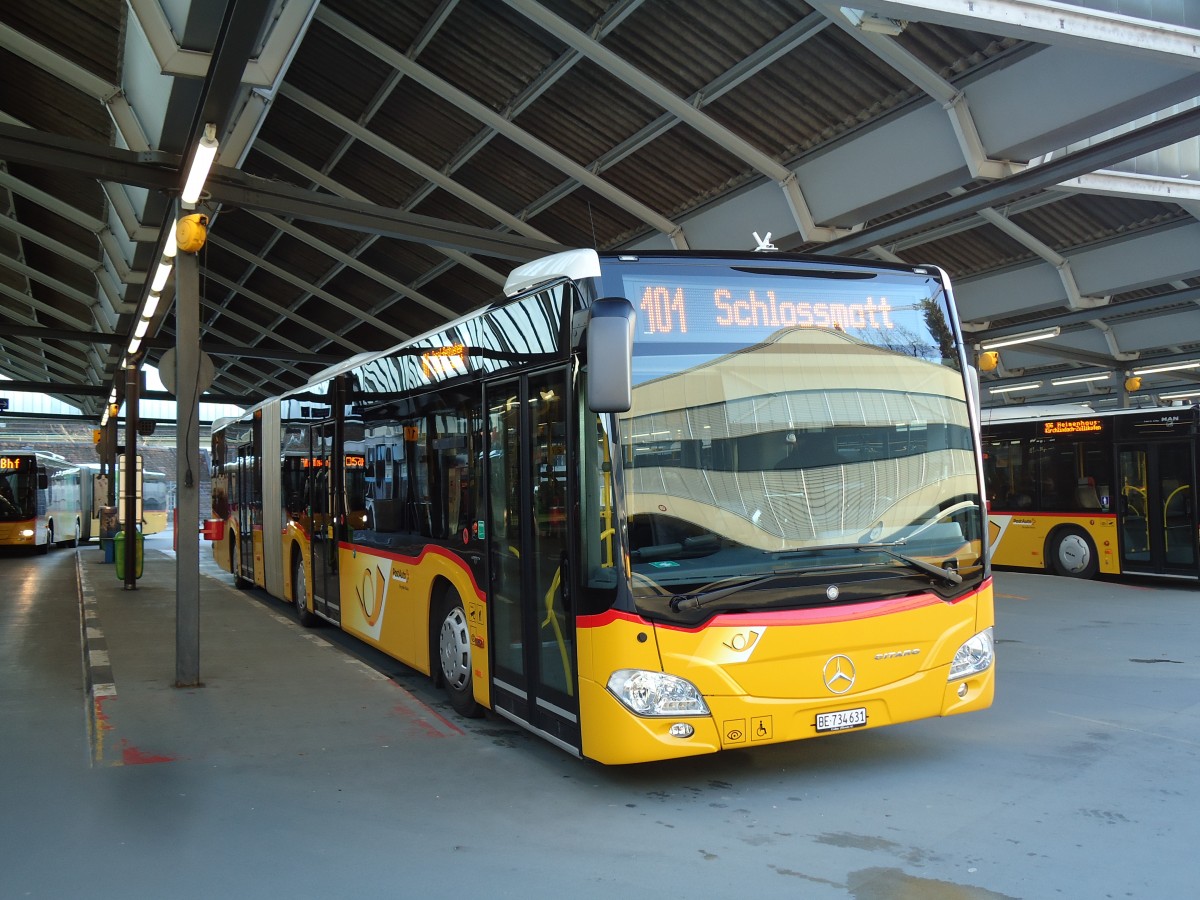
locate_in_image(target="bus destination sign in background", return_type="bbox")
[1043,419,1105,436]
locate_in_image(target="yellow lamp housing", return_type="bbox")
[978,350,1000,372]
[176,214,209,253]
[1124,376,1142,392]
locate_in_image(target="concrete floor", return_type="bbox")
[1,531,1197,899]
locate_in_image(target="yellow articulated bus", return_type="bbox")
[982,404,1199,580]
[0,451,83,551]
[79,462,168,539]
[209,249,995,764]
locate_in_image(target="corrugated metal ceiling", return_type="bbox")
[1,0,1199,412]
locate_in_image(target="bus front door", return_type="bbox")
[236,445,256,583]
[1117,441,1198,577]
[485,370,580,755]
[309,422,341,622]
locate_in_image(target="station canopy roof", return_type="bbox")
[1,0,1200,416]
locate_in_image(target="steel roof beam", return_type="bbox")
[853,1,1200,67]
[206,168,564,260]
[317,7,688,248]
[280,85,553,245]
[818,103,1200,256]
[505,0,850,242]
[972,283,1200,343]
[204,234,410,344]
[198,266,361,355]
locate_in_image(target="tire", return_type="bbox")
[1049,527,1099,579]
[41,525,52,554]
[293,552,317,627]
[433,589,483,718]
[231,538,249,589]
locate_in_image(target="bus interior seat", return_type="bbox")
[1075,478,1102,511]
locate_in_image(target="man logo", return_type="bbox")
[823,655,856,694]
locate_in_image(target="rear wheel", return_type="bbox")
[293,552,317,627]
[433,589,482,717]
[231,538,250,588]
[1049,527,1099,579]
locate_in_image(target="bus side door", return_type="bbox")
[485,368,580,753]
[309,422,341,621]
[1117,440,1198,576]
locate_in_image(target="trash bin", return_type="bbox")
[113,528,144,580]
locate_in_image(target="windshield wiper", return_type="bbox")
[775,540,962,587]
[857,545,962,587]
[669,565,867,612]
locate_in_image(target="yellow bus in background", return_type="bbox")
[0,451,83,551]
[80,462,168,539]
[982,404,1199,580]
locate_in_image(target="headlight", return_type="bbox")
[607,669,710,717]
[948,627,995,681]
[19,529,35,538]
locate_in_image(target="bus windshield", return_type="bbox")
[0,468,33,520]
[606,258,983,613]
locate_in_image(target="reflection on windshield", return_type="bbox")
[620,326,982,604]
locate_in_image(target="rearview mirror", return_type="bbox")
[586,297,636,413]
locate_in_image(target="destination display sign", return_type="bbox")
[301,455,366,469]
[1043,418,1105,436]
[0,456,30,471]
[619,271,948,364]
[636,284,899,337]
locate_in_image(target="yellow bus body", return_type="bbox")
[335,542,492,708]
[211,520,993,766]
[577,581,994,765]
[988,512,1120,574]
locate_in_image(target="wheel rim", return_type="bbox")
[439,605,472,691]
[294,559,307,612]
[1058,534,1091,573]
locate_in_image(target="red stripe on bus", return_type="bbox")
[579,578,991,631]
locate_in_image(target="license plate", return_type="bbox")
[816,707,867,733]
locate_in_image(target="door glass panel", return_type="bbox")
[488,386,525,686]
[1159,443,1196,570]
[1119,449,1149,565]
[310,422,339,616]
[529,371,573,706]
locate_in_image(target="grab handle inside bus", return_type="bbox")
[587,297,636,413]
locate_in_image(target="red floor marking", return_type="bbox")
[120,739,176,765]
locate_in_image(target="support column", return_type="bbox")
[176,248,202,687]
[123,367,139,590]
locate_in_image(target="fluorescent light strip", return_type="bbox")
[1131,360,1200,376]
[979,327,1061,351]
[1050,372,1110,386]
[151,258,172,293]
[181,124,219,206]
[143,292,161,319]
[1159,390,1200,401]
[988,381,1043,394]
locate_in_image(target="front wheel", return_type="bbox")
[1049,527,1099,579]
[433,590,483,718]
